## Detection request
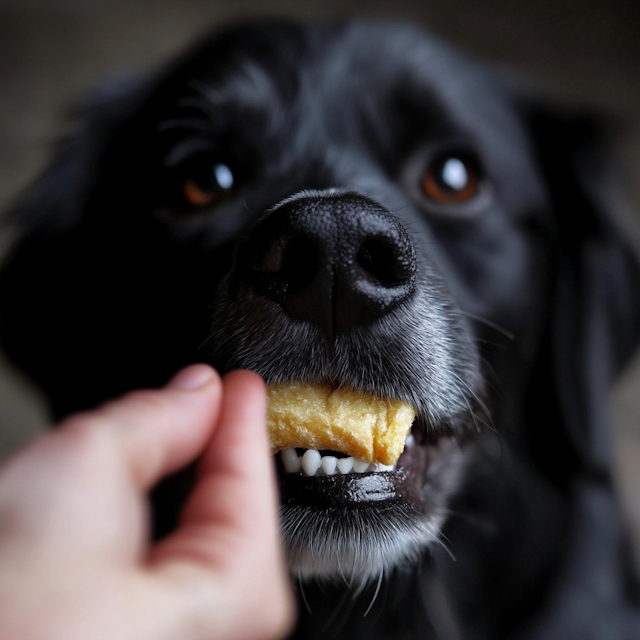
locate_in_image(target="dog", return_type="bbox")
[1,19,640,639]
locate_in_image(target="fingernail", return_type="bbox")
[167,365,216,390]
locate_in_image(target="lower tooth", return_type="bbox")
[336,457,354,474]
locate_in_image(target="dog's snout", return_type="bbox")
[241,193,416,339]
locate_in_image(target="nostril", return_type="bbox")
[253,234,318,291]
[357,238,414,286]
[253,236,289,273]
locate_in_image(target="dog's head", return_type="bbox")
[2,21,639,593]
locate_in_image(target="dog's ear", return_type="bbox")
[529,108,640,478]
[8,76,152,232]
[0,77,154,416]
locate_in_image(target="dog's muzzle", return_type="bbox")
[210,190,482,581]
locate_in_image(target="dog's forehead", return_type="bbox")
[178,23,535,171]
[197,22,506,126]
[174,22,523,143]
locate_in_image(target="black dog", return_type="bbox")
[2,20,640,639]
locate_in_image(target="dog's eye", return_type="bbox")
[183,162,235,207]
[422,155,480,204]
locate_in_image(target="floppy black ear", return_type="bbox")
[7,76,152,231]
[530,109,640,478]
[0,77,154,417]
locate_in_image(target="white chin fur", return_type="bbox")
[281,444,467,583]
[282,504,446,583]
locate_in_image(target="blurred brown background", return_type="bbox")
[0,0,639,551]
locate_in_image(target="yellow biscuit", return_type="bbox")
[267,382,416,466]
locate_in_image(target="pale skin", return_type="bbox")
[0,365,296,640]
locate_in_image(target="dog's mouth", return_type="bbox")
[269,383,467,582]
[275,421,450,504]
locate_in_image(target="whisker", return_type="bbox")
[351,574,369,600]
[459,311,514,340]
[433,530,457,562]
[298,568,312,614]
[363,569,384,617]
[451,372,491,422]
[458,386,483,434]
[321,587,353,632]
[387,202,413,214]
[474,338,509,350]
[197,332,215,353]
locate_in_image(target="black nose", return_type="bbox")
[239,192,416,339]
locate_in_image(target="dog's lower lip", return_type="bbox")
[279,468,413,507]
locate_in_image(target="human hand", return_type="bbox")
[0,365,295,640]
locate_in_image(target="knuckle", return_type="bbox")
[60,415,112,452]
[117,389,171,419]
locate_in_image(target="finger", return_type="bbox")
[152,370,278,569]
[149,370,295,640]
[194,370,276,541]
[58,364,223,490]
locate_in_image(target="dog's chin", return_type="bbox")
[277,427,467,583]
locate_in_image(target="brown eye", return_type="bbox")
[422,155,480,204]
[183,162,235,207]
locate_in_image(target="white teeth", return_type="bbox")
[278,450,397,476]
[280,448,301,473]
[301,449,321,476]
[336,457,354,474]
[405,433,416,448]
[352,458,370,473]
[321,456,337,476]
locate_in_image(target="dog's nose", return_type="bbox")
[240,192,416,339]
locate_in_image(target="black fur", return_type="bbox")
[2,20,640,639]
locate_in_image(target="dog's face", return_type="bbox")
[2,20,639,609]
[185,25,553,581]
[99,22,552,580]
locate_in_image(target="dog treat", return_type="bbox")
[267,382,415,465]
